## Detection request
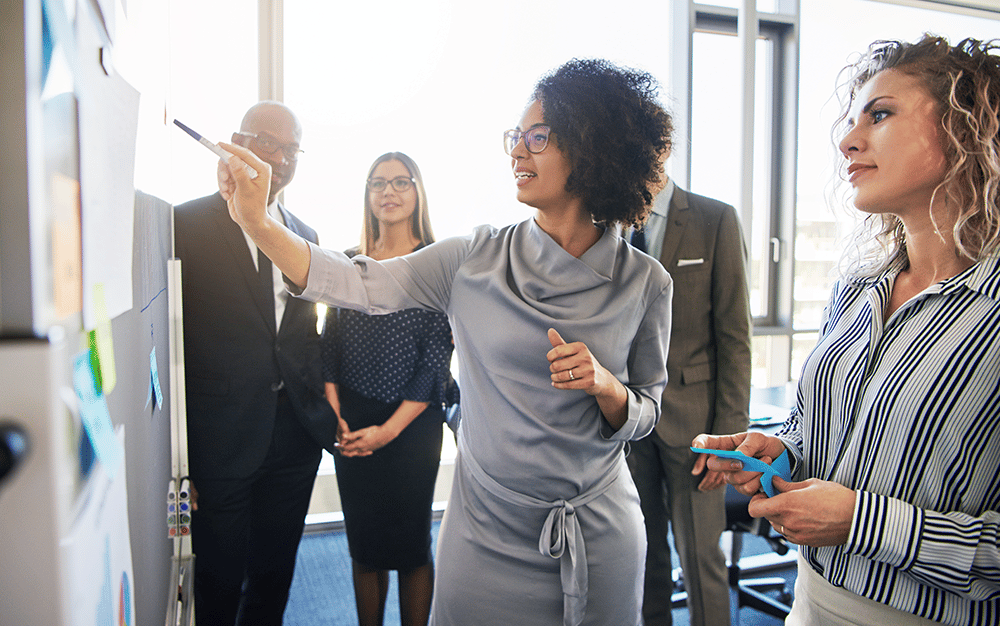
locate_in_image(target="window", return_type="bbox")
[281,0,674,253]
[691,1,1000,385]
[684,4,797,385]
[690,27,784,324]
[165,1,258,205]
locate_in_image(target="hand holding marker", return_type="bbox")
[173,119,258,179]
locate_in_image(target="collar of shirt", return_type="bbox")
[961,252,1000,302]
[642,178,675,260]
[853,252,1000,303]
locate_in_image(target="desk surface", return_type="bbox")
[750,383,796,426]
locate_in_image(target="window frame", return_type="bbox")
[673,1,800,385]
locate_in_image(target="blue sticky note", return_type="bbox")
[73,351,123,479]
[690,447,792,497]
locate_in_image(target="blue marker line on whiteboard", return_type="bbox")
[173,118,258,179]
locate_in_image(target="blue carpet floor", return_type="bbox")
[283,520,795,625]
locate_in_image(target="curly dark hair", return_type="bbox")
[834,34,1000,274]
[532,58,673,228]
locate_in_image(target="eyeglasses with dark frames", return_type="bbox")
[234,132,304,161]
[503,126,551,155]
[366,176,415,193]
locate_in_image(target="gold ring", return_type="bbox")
[780,525,785,535]
[569,369,575,381]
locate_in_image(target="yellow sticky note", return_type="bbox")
[90,283,117,395]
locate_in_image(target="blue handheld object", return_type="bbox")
[690,447,791,497]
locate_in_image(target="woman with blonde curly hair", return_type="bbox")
[695,34,1000,626]
[838,34,1000,276]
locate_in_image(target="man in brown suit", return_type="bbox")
[626,125,752,626]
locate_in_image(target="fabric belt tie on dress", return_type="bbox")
[458,429,621,626]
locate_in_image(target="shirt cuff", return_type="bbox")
[601,387,646,441]
[844,490,921,570]
[777,436,804,479]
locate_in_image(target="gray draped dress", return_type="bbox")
[299,218,672,625]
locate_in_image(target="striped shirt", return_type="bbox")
[777,255,1000,626]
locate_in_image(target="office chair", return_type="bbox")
[666,483,795,618]
[724,484,794,618]
[670,384,798,617]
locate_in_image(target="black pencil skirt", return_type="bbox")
[334,385,444,570]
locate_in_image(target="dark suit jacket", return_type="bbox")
[174,192,337,480]
[653,186,752,446]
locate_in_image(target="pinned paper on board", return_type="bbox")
[73,351,123,479]
[148,346,163,410]
[52,172,83,318]
[64,426,135,626]
[80,70,139,328]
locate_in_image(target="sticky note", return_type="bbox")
[150,347,163,410]
[690,447,792,497]
[90,283,116,394]
[73,351,123,479]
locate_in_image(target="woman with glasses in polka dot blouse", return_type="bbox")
[320,152,457,626]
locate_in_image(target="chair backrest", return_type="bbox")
[725,484,755,531]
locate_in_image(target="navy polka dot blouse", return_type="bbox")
[320,248,457,407]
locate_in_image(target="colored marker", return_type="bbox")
[178,477,192,536]
[167,478,177,537]
[173,119,258,179]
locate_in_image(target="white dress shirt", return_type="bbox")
[641,178,674,260]
[242,199,288,327]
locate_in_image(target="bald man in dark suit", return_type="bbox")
[175,101,337,625]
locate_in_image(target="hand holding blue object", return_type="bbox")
[690,447,792,497]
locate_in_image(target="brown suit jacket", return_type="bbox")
[652,186,752,446]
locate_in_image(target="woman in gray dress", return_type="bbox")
[217,59,674,626]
